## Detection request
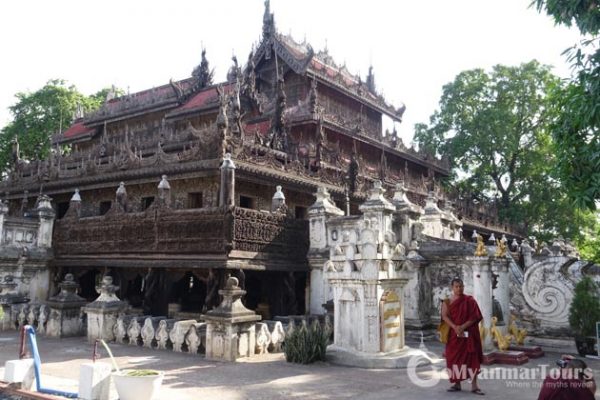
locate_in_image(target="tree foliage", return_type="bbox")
[569,276,600,337]
[414,61,590,238]
[0,80,112,175]
[534,0,600,210]
[579,213,600,264]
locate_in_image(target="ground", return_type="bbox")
[0,332,598,399]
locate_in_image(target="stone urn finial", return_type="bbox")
[226,276,239,290]
[71,189,81,202]
[48,273,85,304]
[93,275,121,303]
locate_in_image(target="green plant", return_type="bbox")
[125,370,159,377]
[283,319,331,364]
[569,276,600,337]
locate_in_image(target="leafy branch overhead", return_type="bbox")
[534,0,600,210]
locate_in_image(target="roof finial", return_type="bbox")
[366,65,376,93]
[262,0,275,39]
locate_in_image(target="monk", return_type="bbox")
[538,357,595,400]
[441,278,485,395]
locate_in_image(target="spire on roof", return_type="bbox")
[366,65,376,94]
[262,0,275,39]
[192,48,214,89]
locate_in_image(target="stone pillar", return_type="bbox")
[358,180,395,244]
[471,257,494,352]
[83,276,128,343]
[202,277,261,361]
[391,181,423,247]
[36,195,55,248]
[440,200,462,241]
[491,259,510,333]
[307,187,344,314]
[45,274,87,338]
[219,153,236,207]
[420,191,443,239]
[0,276,28,331]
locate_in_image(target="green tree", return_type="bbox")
[0,80,112,175]
[534,0,600,210]
[414,61,592,238]
[579,213,600,264]
[569,276,600,337]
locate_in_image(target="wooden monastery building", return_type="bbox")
[0,1,518,318]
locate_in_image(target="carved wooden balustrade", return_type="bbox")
[53,206,308,266]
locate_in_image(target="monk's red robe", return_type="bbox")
[445,294,484,383]
[538,376,595,400]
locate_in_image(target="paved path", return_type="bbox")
[0,332,597,399]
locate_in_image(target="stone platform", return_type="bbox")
[508,345,545,358]
[1,333,598,400]
[326,345,442,369]
[483,350,529,365]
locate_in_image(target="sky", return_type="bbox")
[0,0,584,144]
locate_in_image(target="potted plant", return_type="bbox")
[569,276,600,356]
[99,340,164,400]
[112,369,164,400]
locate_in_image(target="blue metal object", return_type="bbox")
[24,325,79,399]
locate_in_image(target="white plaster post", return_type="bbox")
[79,362,111,400]
[3,359,34,389]
[471,257,494,352]
[307,187,344,314]
[492,259,510,333]
[36,195,55,248]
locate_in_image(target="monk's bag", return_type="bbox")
[437,298,450,344]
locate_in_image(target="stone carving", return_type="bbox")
[519,257,579,333]
[255,322,272,354]
[127,317,143,346]
[141,317,161,348]
[184,324,200,354]
[155,319,175,350]
[27,304,39,327]
[37,305,48,335]
[170,320,197,352]
[114,315,131,344]
[269,321,285,352]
